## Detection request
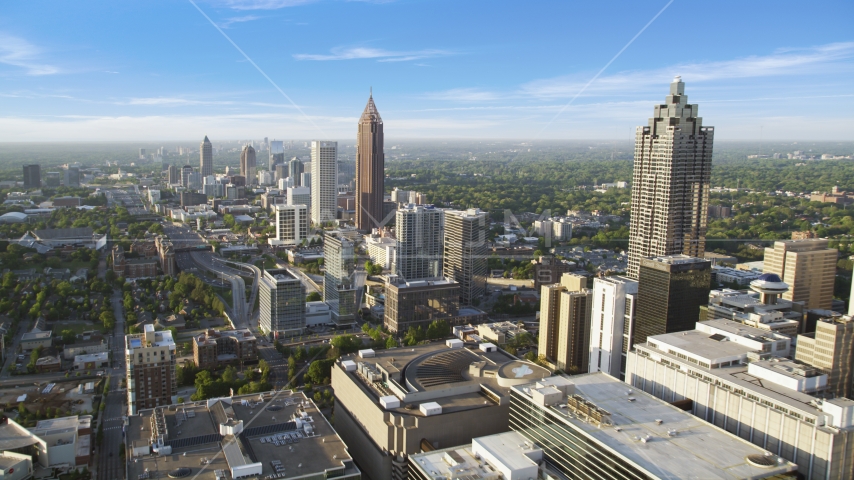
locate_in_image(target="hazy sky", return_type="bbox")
[1,0,852,142]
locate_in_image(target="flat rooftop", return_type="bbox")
[648,329,753,360]
[126,391,357,480]
[515,373,797,479]
[410,431,540,480]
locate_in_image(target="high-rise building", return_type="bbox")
[239,144,256,185]
[627,323,854,480]
[324,233,357,326]
[289,157,304,186]
[270,204,308,246]
[627,76,714,278]
[167,164,180,185]
[795,315,854,399]
[125,324,177,415]
[634,255,711,348]
[23,164,41,189]
[286,186,311,214]
[199,135,213,177]
[181,164,194,188]
[300,172,312,189]
[509,373,798,480]
[139,148,146,159]
[538,273,591,373]
[764,238,837,310]
[269,140,285,170]
[394,205,443,281]
[258,268,306,339]
[443,208,487,305]
[275,164,288,182]
[588,275,638,379]
[63,167,80,187]
[356,94,385,232]
[311,141,338,225]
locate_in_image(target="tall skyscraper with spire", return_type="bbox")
[626,76,714,279]
[355,92,385,232]
[240,144,256,185]
[200,135,213,177]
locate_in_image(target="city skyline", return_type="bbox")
[0,1,852,141]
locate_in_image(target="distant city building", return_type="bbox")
[258,268,305,339]
[707,204,732,218]
[269,140,284,170]
[275,164,288,182]
[199,135,213,177]
[394,204,443,281]
[111,245,157,278]
[125,324,176,415]
[588,275,637,379]
[180,191,208,207]
[286,186,311,214]
[167,164,180,185]
[324,233,357,326]
[257,169,275,186]
[239,144,256,185]
[356,93,385,232]
[390,187,425,205]
[531,255,575,290]
[538,273,591,373]
[311,141,338,224]
[443,208,488,305]
[181,164,194,188]
[365,233,396,270]
[764,238,837,310]
[270,204,308,246]
[23,164,41,189]
[795,315,854,399]
[289,157,303,186]
[627,77,714,278]
[792,230,818,240]
[300,171,311,189]
[63,166,80,187]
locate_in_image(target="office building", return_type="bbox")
[635,255,711,347]
[125,390,360,480]
[63,166,80,187]
[764,238,837,310]
[627,323,854,480]
[443,209,487,305]
[239,144,256,185]
[202,175,224,198]
[627,76,714,278]
[286,185,311,214]
[509,373,798,480]
[199,135,213,177]
[269,139,284,170]
[704,281,805,336]
[331,342,550,480]
[258,268,305,339]
[394,205,443,281]
[588,275,637,379]
[0,415,92,469]
[289,156,304,186]
[365,233,396,270]
[167,164,180,185]
[795,315,854,399]
[112,245,158,278]
[192,328,257,369]
[324,233,357,326]
[275,164,288,182]
[277,176,294,190]
[23,164,40,189]
[300,171,311,189]
[356,93,385,232]
[531,255,575,290]
[224,184,244,200]
[538,273,591,373]
[311,141,338,225]
[382,275,460,334]
[125,324,177,415]
[180,191,208,207]
[257,169,275,186]
[270,203,308,246]
[180,164,194,188]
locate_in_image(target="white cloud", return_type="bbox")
[220,15,263,28]
[420,88,501,102]
[220,0,316,10]
[294,46,451,62]
[0,33,59,75]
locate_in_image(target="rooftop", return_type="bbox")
[514,373,798,479]
[127,391,357,480]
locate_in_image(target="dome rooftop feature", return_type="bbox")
[757,273,782,283]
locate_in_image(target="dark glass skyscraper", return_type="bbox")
[627,76,713,279]
[240,144,256,185]
[355,93,384,232]
[23,164,41,189]
[634,254,711,348]
[288,157,303,186]
[199,135,213,177]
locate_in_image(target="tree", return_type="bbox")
[426,320,450,340]
[306,291,322,302]
[330,335,362,355]
[385,335,398,349]
[305,359,335,384]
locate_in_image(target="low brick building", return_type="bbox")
[192,328,257,368]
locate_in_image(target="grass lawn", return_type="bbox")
[52,321,97,335]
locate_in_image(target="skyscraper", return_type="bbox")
[269,140,284,170]
[239,144,256,185]
[394,204,443,281]
[627,76,714,278]
[443,208,488,305]
[63,167,80,187]
[289,157,304,186]
[324,233,357,326]
[634,254,711,348]
[310,141,338,225]
[795,315,854,399]
[125,324,177,414]
[764,238,837,310]
[271,204,309,247]
[356,93,385,232]
[22,164,40,189]
[167,165,180,185]
[199,135,213,177]
[181,165,194,188]
[259,268,306,339]
[538,273,591,373]
[588,275,638,379]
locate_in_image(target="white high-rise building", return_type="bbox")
[588,275,637,379]
[311,141,338,225]
[626,77,714,278]
[257,170,275,186]
[270,204,308,246]
[393,204,443,281]
[287,186,311,214]
[278,177,295,190]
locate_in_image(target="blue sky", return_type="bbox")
[1,0,852,141]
